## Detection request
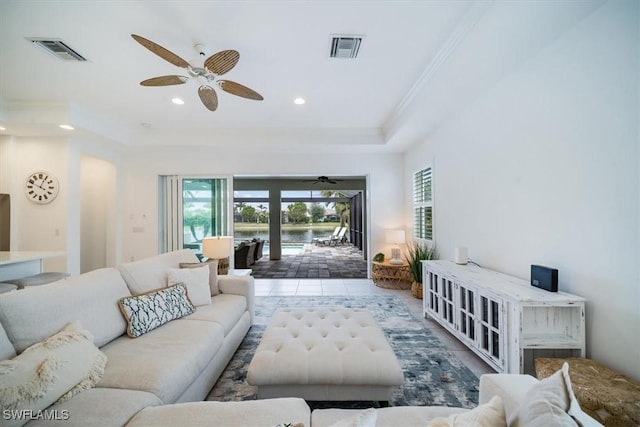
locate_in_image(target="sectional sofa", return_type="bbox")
[0,249,254,426]
[0,249,600,427]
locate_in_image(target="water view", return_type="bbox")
[234,227,338,244]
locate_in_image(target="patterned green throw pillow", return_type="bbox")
[118,283,195,338]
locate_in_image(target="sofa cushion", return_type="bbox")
[427,396,506,427]
[180,259,220,295]
[184,294,247,335]
[26,387,162,427]
[312,407,469,427]
[118,249,199,295]
[0,268,131,352]
[330,408,377,427]
[98,318,224,403]
[0,321,107,427]
[118,283,195,338]
[0,321,16,360]
[167,266,211,306]
[126,398,311,427]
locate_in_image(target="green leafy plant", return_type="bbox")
[405,240,437,283]
[373,252,385,262]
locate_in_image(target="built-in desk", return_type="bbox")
[0,251,66,282]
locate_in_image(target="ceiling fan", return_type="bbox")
[131,34,263,112]
[303,176,343,184]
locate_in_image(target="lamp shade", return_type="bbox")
[202,236,233,259]
[385,230,406,245]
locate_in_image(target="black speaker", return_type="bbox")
[531,265,558,292]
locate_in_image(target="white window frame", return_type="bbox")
[413,166,433,241]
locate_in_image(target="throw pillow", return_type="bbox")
[427,395,506,427]
[0,321,107,427]
[509,362,582,427]
[179,259,220,296]
[118,283,195,338]
[167,266,212,306]
[329,408,377,427]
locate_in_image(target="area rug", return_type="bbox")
[207,295,479,409]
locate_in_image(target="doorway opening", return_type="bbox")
[233,176,367,279]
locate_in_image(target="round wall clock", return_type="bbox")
[25,171,59,204]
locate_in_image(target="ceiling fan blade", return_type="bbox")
[204,50,239,75]
[198,85,218,111]
[218,80,264,101]
[131,34,190,69]
[140,75,189,86]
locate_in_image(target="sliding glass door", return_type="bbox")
[161,176,231,255]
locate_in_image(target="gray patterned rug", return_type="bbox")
[207,295,479,409]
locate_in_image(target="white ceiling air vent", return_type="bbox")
[27,38,87,61]
[330,35,363,59]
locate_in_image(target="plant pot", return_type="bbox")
[411,281,423,299]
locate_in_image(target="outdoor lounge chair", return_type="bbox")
[321,226,347,246]
[312,226,341,245]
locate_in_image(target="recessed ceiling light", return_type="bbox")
[171,97,185,105]
[0,126,6,131]
[294,97,306,105]
[59,124,74,130]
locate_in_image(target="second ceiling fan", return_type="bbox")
[303,176,344,184]
[131,34,263,112]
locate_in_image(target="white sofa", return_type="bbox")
[124,371,602,426]
[0,249,601,426]
[0,249,255,426]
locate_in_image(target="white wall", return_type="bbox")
[80,155,117,272]
[121,147,404,263]
[405,0,639,379]
[0,137,69,272]
[0,136,123,275]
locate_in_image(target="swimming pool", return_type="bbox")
[263,243,304,256]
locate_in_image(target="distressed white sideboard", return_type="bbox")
[422,260,585,374]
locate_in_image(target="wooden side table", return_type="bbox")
[371,259,412,289]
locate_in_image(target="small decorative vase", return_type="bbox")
[411,281,423,299]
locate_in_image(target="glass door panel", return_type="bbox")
[182,178,229,254]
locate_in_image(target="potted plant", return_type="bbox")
[405,240,437,299]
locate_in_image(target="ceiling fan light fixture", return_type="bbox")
[171,97,185,105]
[132,34,263,112]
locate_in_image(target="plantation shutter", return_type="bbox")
[413,167,433,241]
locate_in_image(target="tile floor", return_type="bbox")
[254,278,495,379]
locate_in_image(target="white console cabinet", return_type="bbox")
[423,260,585,374]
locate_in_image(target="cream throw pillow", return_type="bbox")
[427,396,506,427]
[167,266,211,306]
[329,408,377,427]
[0,321,107,427]
[510,362,590,427]
[179,259,220,295]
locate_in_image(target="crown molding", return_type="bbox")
[382,1,494,140]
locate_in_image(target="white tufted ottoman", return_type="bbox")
[247,308,404,403]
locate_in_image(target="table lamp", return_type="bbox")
[202,236,233,275]
[385,230,406,265]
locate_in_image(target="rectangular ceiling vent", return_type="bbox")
[27,38,87,62]
[330,35,363,59]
